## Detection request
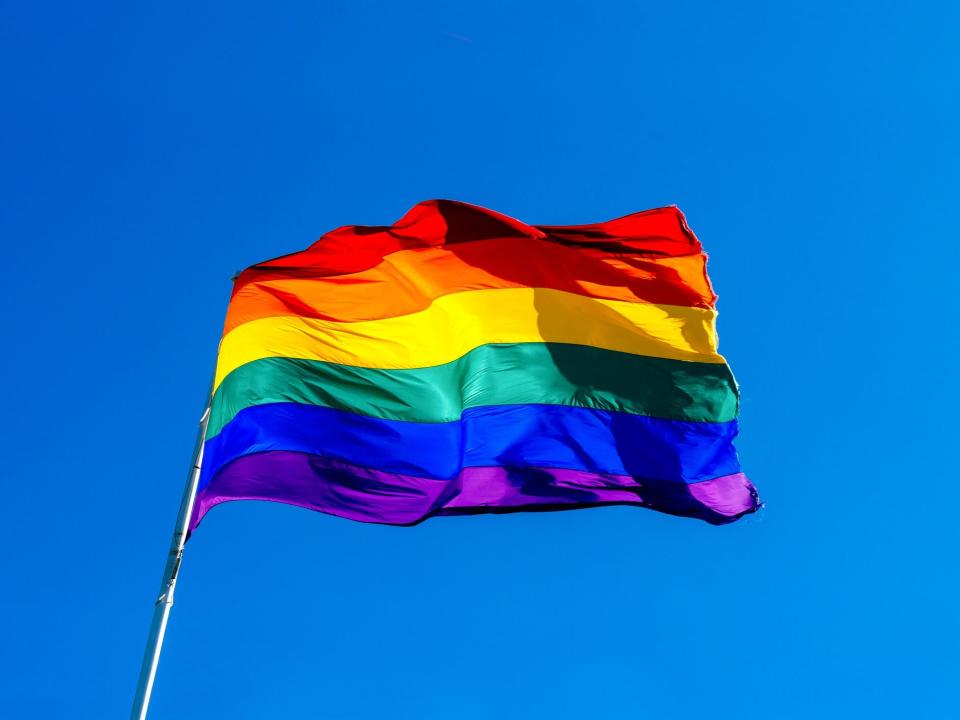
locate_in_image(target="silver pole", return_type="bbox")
[130,406,211,720]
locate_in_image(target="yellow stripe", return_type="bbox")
[214,287,724,390]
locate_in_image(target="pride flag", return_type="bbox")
[190,200,758,531]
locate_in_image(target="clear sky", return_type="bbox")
[2,2,958,718]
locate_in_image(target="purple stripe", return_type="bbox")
[189,451,759,531]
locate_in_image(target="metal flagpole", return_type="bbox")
[130,405,211,720]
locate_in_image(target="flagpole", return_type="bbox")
[130,405,211,720]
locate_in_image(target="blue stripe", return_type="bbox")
[200,403,741,491]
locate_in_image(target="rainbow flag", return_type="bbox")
[190,200,759,531]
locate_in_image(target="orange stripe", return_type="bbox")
[224,237,714,334]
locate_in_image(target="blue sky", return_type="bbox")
[2,2,958,718]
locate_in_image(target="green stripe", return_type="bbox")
[208,343,739,438]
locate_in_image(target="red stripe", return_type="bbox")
[233,200,704,294]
